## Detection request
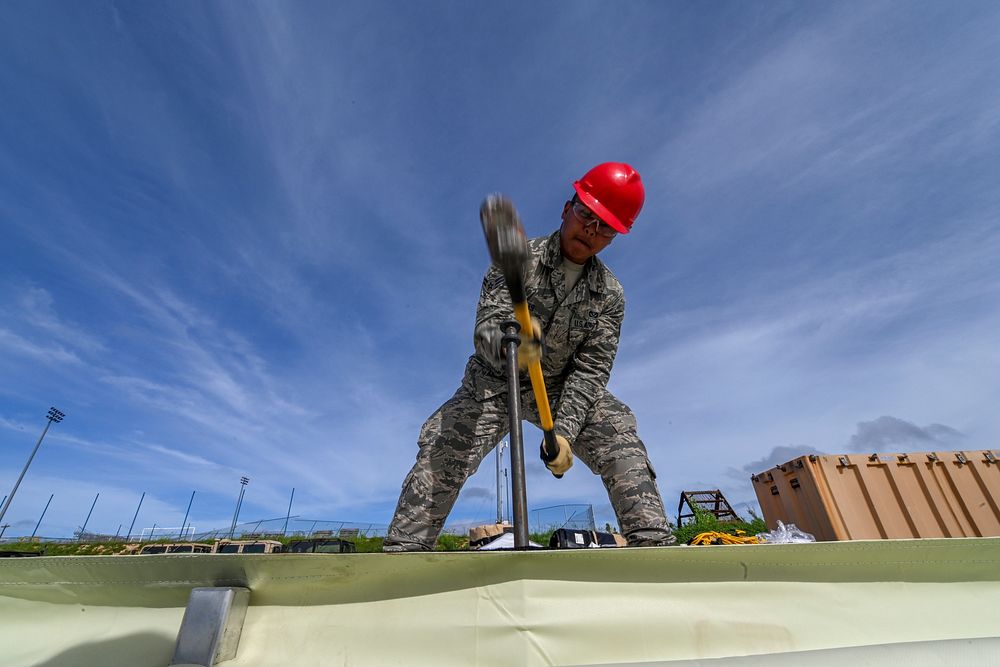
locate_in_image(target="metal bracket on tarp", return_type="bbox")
[170,586,250,666]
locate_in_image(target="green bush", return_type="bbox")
[672,507,766,545]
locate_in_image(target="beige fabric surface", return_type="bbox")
[2,537,998,666]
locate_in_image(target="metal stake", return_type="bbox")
[501,320,530,549]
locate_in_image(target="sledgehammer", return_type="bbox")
[480,194,563,478]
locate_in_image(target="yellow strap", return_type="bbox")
[689,531,760,546]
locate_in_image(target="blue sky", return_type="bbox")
[2,1,999,539]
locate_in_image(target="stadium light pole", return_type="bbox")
[79,493,100,541]
[125,492,145,543]
[229,476,249,539]
[282,487,295,535]
[31,493,54,539]
[179,491,195,539]
[0,407,64,527]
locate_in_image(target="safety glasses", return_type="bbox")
[571,200,617,238]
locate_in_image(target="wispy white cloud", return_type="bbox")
[655,2,1000,198]
[140,442,219,468]
[16,286,108,355]
[2,2,999,538]
[0,328,83,366]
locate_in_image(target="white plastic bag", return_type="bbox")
[756,520,816,544]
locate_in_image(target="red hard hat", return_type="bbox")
[573,162,645,234]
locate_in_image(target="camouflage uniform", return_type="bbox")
[385,231,675,549]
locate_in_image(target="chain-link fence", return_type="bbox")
[8,506,596,543]
[185,517,389,542]
[529,504,596,533]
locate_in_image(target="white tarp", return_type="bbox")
[476,532,543,550]
[2,537,999,666]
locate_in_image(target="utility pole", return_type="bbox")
[496,440,508,524]
[229,476,249,539]
[503,469,511,524]
[0,407,64,526]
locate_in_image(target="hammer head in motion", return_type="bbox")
[480,194,529,300]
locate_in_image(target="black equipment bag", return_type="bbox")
[549,528,623,549]
[549,528,594,548]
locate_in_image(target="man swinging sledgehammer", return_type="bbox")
[383,163,676,551]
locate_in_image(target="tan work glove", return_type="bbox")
[544,434,573,476]
[518,316,543,370]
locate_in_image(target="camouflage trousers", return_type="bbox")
[385,381,675,549]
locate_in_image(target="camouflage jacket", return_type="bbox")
[464,230,625,442]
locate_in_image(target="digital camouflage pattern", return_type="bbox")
[385,231,675,550]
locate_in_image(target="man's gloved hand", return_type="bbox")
[518,316,543,370]
[543,434,573,476]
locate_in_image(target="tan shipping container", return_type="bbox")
[751,450,1000,541]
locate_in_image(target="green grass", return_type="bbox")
[0,528,578,555]
[2,540,130,556]
[8,518,763,556]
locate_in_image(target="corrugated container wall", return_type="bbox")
[751,450,1000,541]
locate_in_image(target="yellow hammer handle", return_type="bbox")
[513,302,554,431]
